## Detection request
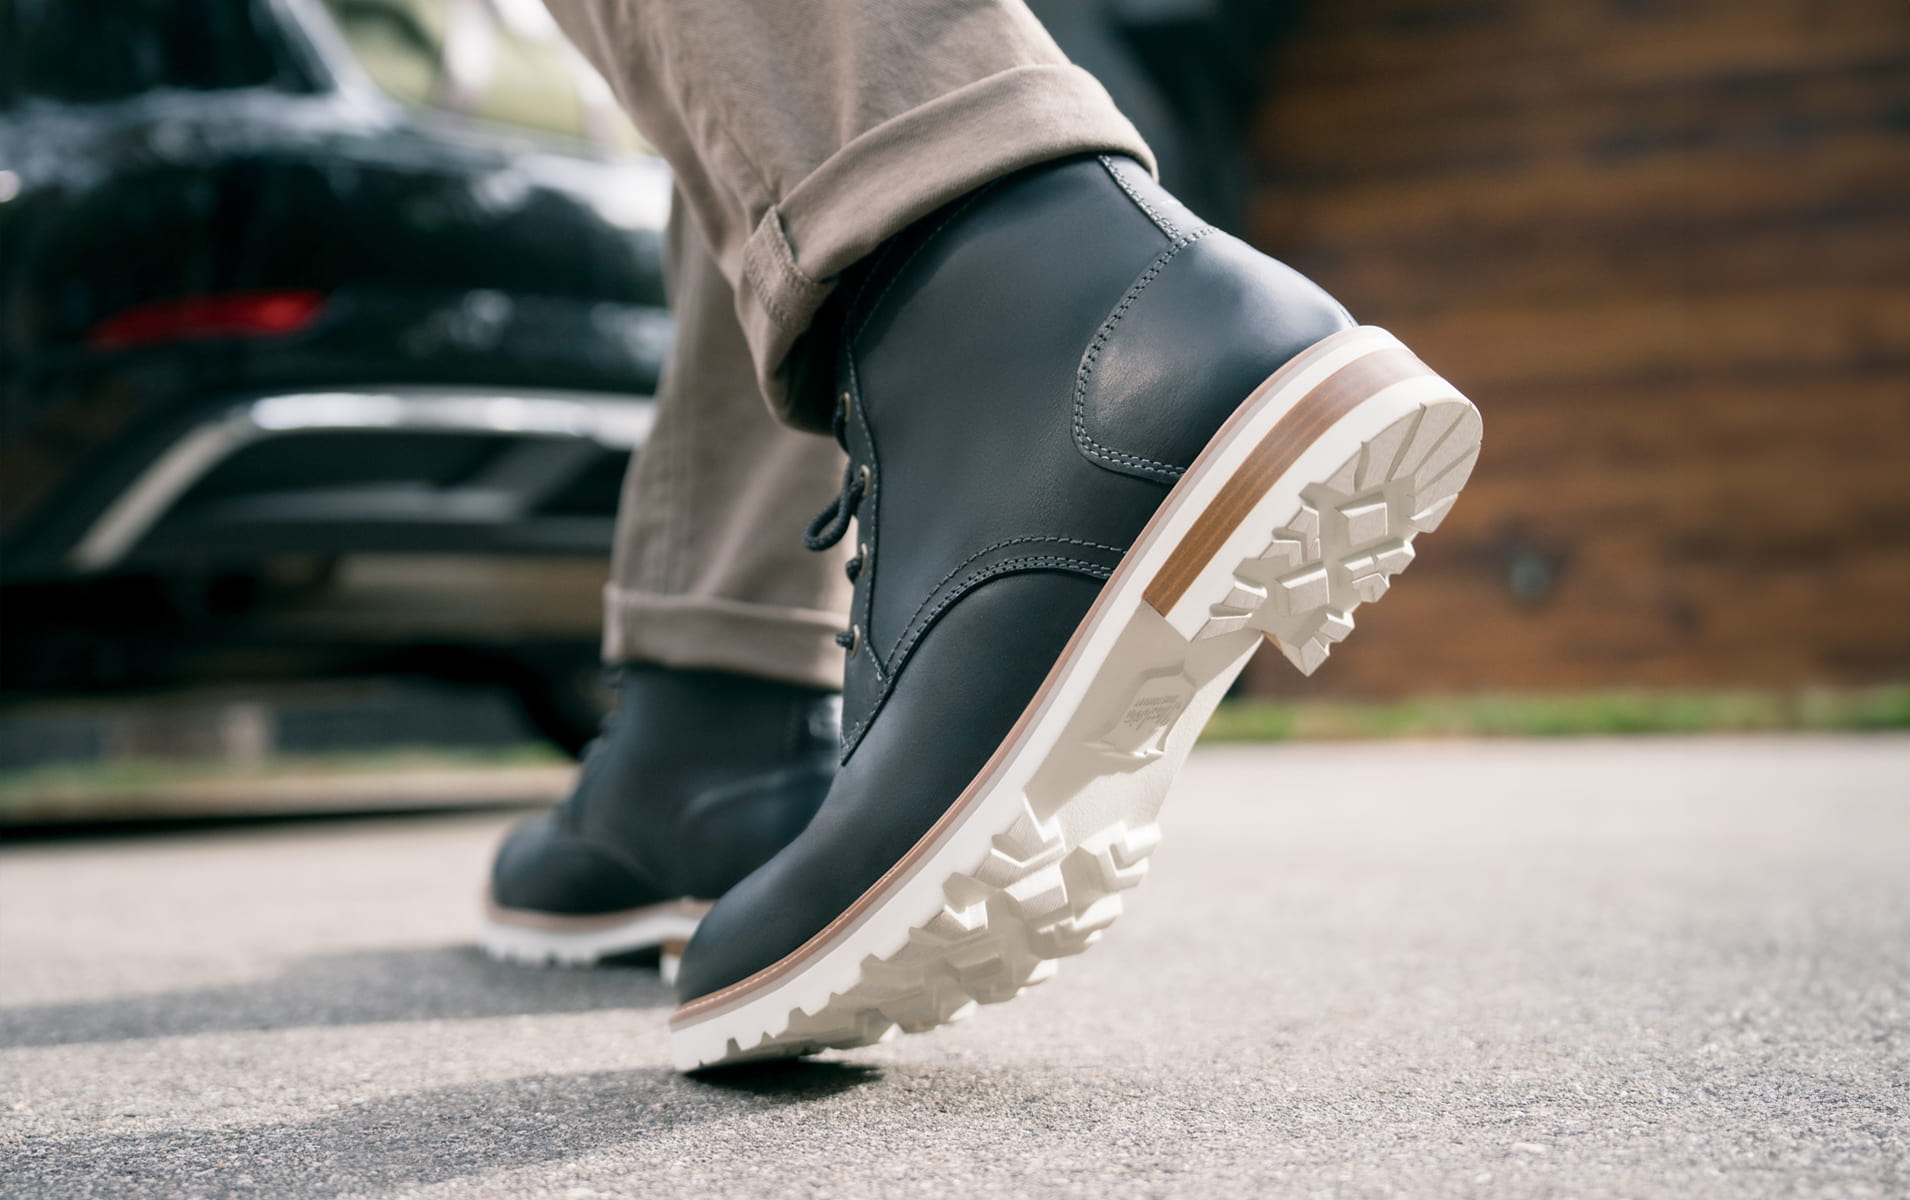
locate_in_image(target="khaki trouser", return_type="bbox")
[554,0,1151,688]
[601,207,856,688]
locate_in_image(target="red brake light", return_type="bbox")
[88,291,327,349]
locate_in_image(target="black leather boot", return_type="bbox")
[481,664,838,969]
[670,155,1481,1068]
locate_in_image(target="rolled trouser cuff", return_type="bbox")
[604,586,846,693]
[738,63,1153,426]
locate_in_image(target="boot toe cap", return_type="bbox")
[489,813,670,916]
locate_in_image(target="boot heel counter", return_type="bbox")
[1073,231,1357,483]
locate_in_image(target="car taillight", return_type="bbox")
[87,291,326,349]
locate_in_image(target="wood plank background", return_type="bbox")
[1237,0,1910,698]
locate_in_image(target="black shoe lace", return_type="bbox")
[803,459,864,554]
[804,400,867,652]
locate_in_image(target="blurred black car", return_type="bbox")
[0,0,674,751]
[0,0,1292,757]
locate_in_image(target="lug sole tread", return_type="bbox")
[675,349,1481,1070]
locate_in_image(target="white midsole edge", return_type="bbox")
[670,326,1460,1064]
[480,909,704,962]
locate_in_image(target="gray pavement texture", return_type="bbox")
[1,736,1906,1200]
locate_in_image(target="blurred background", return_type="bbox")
[2,0,1906,827]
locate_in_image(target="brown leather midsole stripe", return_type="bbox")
[1140,346,1428,614]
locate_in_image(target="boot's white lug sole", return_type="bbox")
[670,326,1482,1071]
[479,897,709,968]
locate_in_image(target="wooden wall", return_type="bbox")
[1239,0,1910,698]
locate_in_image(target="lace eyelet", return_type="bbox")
[845,624,861,656]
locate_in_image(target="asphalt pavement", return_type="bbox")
[2,736,1906,1199]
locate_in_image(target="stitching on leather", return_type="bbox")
[840,179,1004,706]
[879,535,1127,674]
[837,166,1194,746]
[841,554,1116,749]
[844,355,885,685]
[1098,154,1178,242]
[1072,226,1217,479]
[895,554,1115,670]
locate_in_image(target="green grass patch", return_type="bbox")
[1201,685,1910,743]
[0,743,567,813]
[5,688,1907,821]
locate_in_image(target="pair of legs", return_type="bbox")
[482,0,1149,965]
[601,206,850,692]
[588,0,1154,688]
[489,0,1483,1070]
[484,0,1159,975]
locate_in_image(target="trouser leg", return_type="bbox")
[543,0,1151,429]
[603,199,854,690]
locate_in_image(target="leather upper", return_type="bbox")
[835,156,1351,758]
[675,155,1353,999]
[490,665,839,914]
